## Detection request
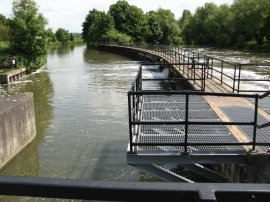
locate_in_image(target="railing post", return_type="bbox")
[237,64,242,93]
[203,64,206,91]
[232,65,237,93]
[184,91,189,153]
[221,61,224,84]
[252,94,259,151]
[128,92,133,153]
[211,58,214,78]
[206,57,209,79]
[139,65,142,91]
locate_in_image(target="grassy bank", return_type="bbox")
[50,36,85,49]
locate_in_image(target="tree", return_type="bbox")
[82,9,114,46]
[70,33,74,41]
[232,0,270,44]
[55,28,70,44]
[155,9,182,44]
[109,0,147,42]
[145,11,163,44]
[47,28,56,43]
[179,9,192,27]
[0,14,10,42]
[10,0,49,70]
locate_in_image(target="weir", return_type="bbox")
[99,44,270,183]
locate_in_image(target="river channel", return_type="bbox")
[0,45,270,200]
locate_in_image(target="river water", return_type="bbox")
[0,45,270,200]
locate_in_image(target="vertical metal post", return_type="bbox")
[132,86,135,121]
[252,95,259,151]
[233,65,237,93]
[211,58,214,78]
[205,57,209,79]
[221,61,224,84]
[128,92,133,153]
[139,65,142,91]
[201,63,204,90]
[237,65,242,93]
[184,92,189,153]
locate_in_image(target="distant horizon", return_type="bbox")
[0,0,233,33]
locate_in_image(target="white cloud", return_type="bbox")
[0,0,233,33]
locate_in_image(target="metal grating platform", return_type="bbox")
[247,96,270,115]
[222,106,270,152]
[136,95,244,154]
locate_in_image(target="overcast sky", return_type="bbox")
[0,0,233,33]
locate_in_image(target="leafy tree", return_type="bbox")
[55,28,70,44]
[10,0,49,70]
[70,33,74,41]
[46,28,56,43]
[155,8,182,44]
[103,29,132,44]
[82,9,114,46]
[179,9,192,27]
[232,0,270,44]
[109,0,147,42]
[145,11,163,44]
[0,15,10,42]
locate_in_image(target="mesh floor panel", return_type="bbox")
[222,106,270,152]
[247,96,270,115]
[136,95,244,154]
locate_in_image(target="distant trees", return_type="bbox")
[55,28,70,44]
[0,0,78,71]
[180,0,270,47]
[82,0,183,46]
[82,9,114,46]
[109,1,147,42]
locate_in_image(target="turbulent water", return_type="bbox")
[0,45,269,200]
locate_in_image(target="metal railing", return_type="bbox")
[100,42,270,93]
[128,65,270,154]
[1,176,270,202]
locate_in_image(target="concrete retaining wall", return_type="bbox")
[0,68,27,84]
[0,93,36,169]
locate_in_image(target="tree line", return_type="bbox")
[82,0,270,49]
[0,0,77,72]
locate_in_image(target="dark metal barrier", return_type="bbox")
[0,176,270,202]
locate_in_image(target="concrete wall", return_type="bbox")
[0,93,36,169]
[0,68,27,84]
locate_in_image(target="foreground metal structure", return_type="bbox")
[127,63,270,182]
[0,176,270,202]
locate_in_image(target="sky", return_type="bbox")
[0,0,233,33]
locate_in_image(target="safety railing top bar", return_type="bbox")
[127,63,270,154]
[101,42,270,94]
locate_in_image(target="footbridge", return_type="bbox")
[100,44,270,183]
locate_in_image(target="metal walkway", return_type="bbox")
[137,94,244,154]
[222,106,270,152]
[126,63,270,183]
